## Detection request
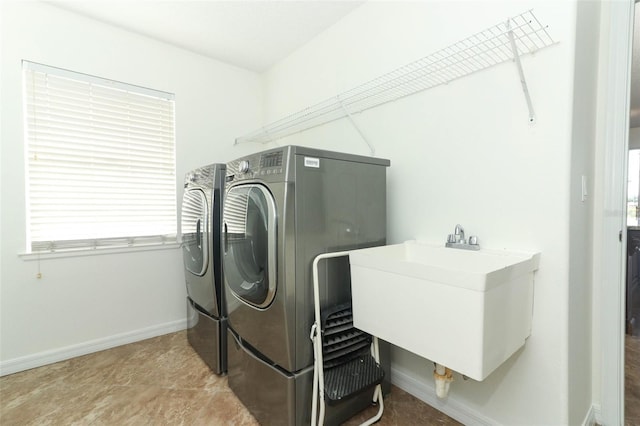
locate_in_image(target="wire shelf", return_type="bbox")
[235,9,555,145]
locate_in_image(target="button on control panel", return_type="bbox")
[259,151,283,176]
[238,160,250,173]
[260,151,283,168]
[257,168,283,176]
[232,150,285,181]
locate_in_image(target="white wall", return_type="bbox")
[262,1,587,424]
[0,1,603,424]
[0,2,262,372]
[568,1,600,423]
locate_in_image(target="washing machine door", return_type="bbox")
[223,184,277,309]
[182,188,208,276]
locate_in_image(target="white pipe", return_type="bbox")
[360,336,384,426]
[311,251,352,426]
[310,324,319,426]
[433,363,453,398]
[311,251,386,425]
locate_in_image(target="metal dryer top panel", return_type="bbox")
[225,145,390,184]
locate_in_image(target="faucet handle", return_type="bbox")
[447,234,456,243]
[469,235,479,245]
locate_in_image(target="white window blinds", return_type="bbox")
[22,61,177,253]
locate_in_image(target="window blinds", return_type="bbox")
[22,61,177,252]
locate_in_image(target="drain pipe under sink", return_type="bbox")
[433,363,453,398]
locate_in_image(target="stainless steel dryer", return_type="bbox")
[223,146,390,425]
[181,163,226,374]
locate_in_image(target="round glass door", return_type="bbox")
[223,184,277,309]
[181,189,208,276]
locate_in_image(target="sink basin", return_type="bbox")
[349,240,540,381]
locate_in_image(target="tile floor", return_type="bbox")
[0,331,460,425]
[626,334,640,426]
[4,332,637,425]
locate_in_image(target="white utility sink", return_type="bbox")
[349,240,540,381]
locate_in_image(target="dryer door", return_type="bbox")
[182,188,208,276]
[223,184,277,309]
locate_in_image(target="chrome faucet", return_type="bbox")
[446,224,480,250]
[454,224,465,244]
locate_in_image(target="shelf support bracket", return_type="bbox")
[507,19,536,123]
[338,97,375,156]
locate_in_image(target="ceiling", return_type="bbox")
[43,1,640,128]
[47,0,364,73]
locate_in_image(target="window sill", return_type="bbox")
[19,241,180,261]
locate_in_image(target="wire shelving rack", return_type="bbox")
[235,10,556,148]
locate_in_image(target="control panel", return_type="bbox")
[227,149,286,182]
[185,164,217,187]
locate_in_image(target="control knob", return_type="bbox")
[238,160,250,173]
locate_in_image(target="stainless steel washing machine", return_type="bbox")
[223,146,390,425]
[181,163,226,374]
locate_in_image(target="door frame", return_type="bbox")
[598,1,633,425]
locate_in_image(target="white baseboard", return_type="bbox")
[390,364,497,426]
[582,404,600,426]
[391,367,602,426]
[0,319,187,377]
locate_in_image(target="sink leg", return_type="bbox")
[434,363,454,398]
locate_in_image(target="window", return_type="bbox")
[22,61,177,253]
[629,149,640,227]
